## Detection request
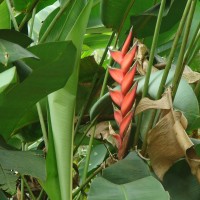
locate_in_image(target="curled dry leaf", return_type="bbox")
[136,88,200,182]
[183,65,200,83]
[87,121,116,146]
[137,59,158,75]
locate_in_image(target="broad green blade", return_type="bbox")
[163,159,200,200]
[88,176,169,200]
[0,41,76,140]
[0,149,45,180]
[41,1,93,199]
[102,152,150,184]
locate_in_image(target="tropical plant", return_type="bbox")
[0,0,200,200]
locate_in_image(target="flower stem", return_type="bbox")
[115,0,136,44]
[21,176,36,200]
[134,0,166,147]
[37,189,44,200]
[184,22,200,65]
[73,115,99,155]
[20,142,25,200]
[5,0,19,31]
[141,0,193,154]
[81,123,96,189]
[19,0,41,31]
[99,32,116,97]
[36,102,48,152]
[72,165,104,198]
[29,5,38,38]
[172,0,197,99]
[74,31,115,136]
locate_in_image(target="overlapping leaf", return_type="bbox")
[135,88,200,181]
[0,41,76,139]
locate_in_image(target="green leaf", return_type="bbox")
[0,165,17,195]
[0,41,77,140]
[163,159,200,200]
[28,2,59,43]
[131,0,187,39]
[101,0,155,31]
[87,1,108,33]
[79,144,107,177]
[88,176,169,200]
[0,29,33,47]
[13,0,56,13]
[102,152,150,184]
[0,1,10,29]
[40,106,62,200]
[76,56,104,114]
[41,1,93,199]
[0,67,18,93]
[0,189,8,200]
[83,33,113,50]
[0,39,38,66]
[0,149,45,180]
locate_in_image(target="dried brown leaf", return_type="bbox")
[135,88,171,115]
[137,87,200,182]
[183,65,200,83]
[147,110,185,180]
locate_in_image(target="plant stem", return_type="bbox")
[39,1,70,43]
[81,123,96,183]
[36,102,48,152]
[184,22,200,65]
[21,176,36,200]
[172,0,197,99]
[115,0,136,44]
[141,0,193,153]
[73,115,99,155]
[19,0,41,31]
[133,0,166,147]
[74,31,115,136]
[194,80,200,98]
[5,0,19,31]
[74,74,98,136]
[37,189,44,200]
[72,165,104,198]
[99,32,116,97]
[29,6,38,38]
[153,0,158,5]
[20,142,25,200]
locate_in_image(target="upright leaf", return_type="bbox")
[41,1,93,199]
[0,1,10,29]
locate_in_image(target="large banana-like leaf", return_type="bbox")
[40,1,93,199]
[88,152,169,200]
[0,41,76,140]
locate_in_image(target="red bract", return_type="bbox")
[108,28,138,159]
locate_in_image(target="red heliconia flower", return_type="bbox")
[108,28,138,159]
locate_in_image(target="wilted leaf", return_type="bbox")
[136,88,200,181]
[183,65,200,83]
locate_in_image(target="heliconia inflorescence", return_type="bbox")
[108,28,138,159]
